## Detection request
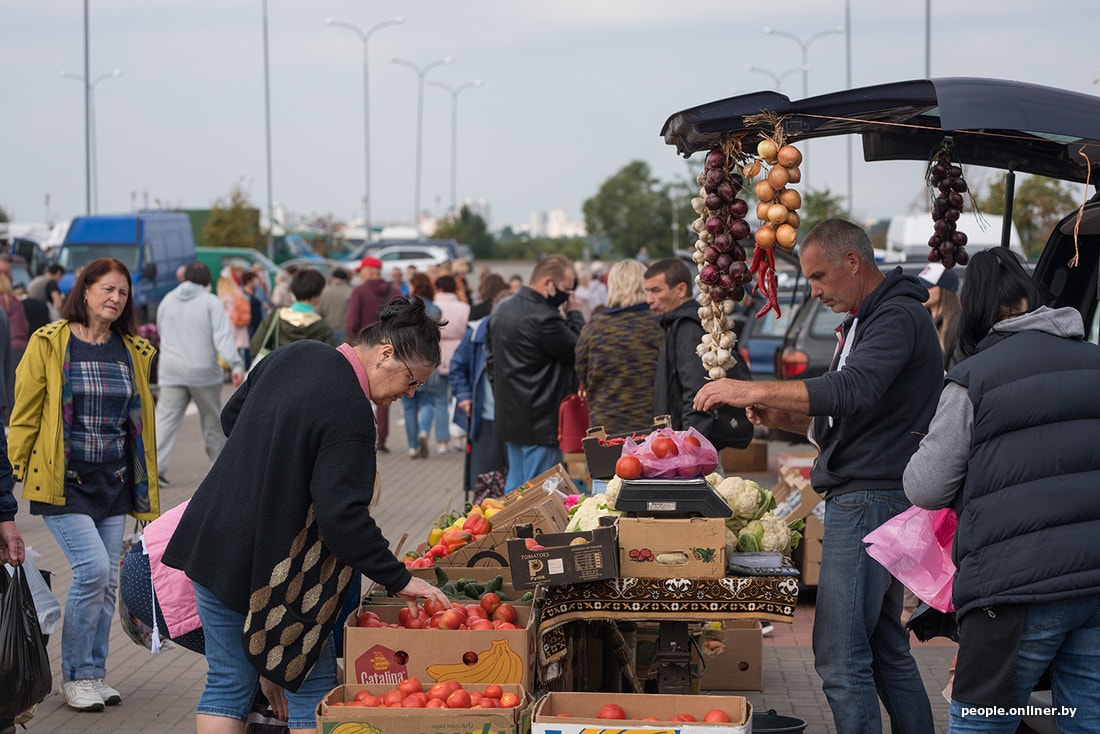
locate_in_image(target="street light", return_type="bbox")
[762,25,843,99]
[325,16,403,243]
[391,55,454,230]
[745,64,805,93]
[762,25,842,188]
[425,79,482,215]
[61,68,122,214]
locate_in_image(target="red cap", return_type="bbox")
[359,256,383,271]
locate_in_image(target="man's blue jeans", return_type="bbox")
[949,594,1100,733]
[813,489,934,734]
[43,513,126,681]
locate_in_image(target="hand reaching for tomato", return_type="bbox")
[396,576,451,616]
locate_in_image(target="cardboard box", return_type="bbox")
[317,683,528,734]
[532,691,750,733]
[697,621,764,691]
[720,439,768,474]
[776,451,817,481]
[616,517,726,579]
[581,416,670,479]
[437,485,571,568]
[344,603,537,691]
[797,515,824,586]
[506,524,618,589]
[563,452,588,484]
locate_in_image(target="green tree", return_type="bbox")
[978,174,1076,259]
[0,205,9,224]
[203,183,263,250]
[583,161,672,259]
[432,205,495,259]
[797,187,848,237]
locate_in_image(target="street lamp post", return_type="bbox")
[391,55,454,230]
[762,25,842,188]
[61,69,122,214]
[325,16,404,244]
[745,64,804,93]
[425,79,481,215]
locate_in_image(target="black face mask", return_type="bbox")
[546,279,575,309]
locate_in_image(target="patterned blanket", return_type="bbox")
[537,575,799,671]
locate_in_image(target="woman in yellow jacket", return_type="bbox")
[8,258,159,713]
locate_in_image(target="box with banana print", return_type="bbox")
[616,517,728,579]
[344,603,537,693]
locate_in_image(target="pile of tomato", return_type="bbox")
[552,703,733,722]
[331,679,522,710]
[356,594,520,631]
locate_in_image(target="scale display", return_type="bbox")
[615,478,732,518]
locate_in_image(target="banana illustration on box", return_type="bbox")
[328,723,381,734]
[426,639,524,684]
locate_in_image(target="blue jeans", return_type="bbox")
[813,489,935,734]
[193,583,337,730]
[504,443,562,491]
[948,595,1100,733]
[402,372,445,449]
[43,513,126,681]
[432,374,452,443]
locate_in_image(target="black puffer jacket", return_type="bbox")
[948,314,1100,616]
[487,287,583,446]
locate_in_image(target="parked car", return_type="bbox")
[370,243,452,277]
[195,247,280,292]
[734,289,804,380]
[278,258,348,281]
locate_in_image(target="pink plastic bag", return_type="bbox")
[863,505,957,612]
[621,426,719,479]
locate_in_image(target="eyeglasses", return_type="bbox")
[399,356,426,389]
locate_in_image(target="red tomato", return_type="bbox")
[682,434,702,449]
[446,689,472,709]
[669,712,696,721]
[597,703,627,720]
[400,693,427,708]
[423,597,447,616]
[426,682,451,701]
[478,697,499,709]
[704,708,731,722]
[396,677,423,696]
[382,689,405,706]
[483,684,503,700]
[357,610,380,627]
[479,592,502,615]
[437,609,466,629]
[491,603,517,624]
[615,454,642,480]
[397,607,419,628]
[425,698,446,708]
[353,691,382,707]
[499,692,521,709]
[650,436,678,458]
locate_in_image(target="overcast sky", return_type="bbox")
[2,1,1097,236]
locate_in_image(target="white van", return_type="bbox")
[883,213,1024,262]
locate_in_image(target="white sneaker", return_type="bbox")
[93,678,122,705]
[437,443,449,455]
[62,679,106,712]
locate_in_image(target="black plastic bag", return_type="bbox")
[0,565,53,718]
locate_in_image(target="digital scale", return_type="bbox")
[614,478,732,518]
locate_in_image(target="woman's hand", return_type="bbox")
[394,576,451,615]
[458,399,472,417]
[259,677,288,722]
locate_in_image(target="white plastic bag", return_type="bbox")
[4,549,60,636]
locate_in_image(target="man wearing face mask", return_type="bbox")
[488,255,584,488]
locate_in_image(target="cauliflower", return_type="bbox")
[604,476,623,510]
[716,477,774,520]
[567,495,621,532]
[735,510,803,554]
[704,472,724,489]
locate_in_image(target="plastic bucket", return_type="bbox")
[752,709,808,733]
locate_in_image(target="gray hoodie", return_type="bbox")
[156,281,244,386]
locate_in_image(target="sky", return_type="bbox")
[2,1,1098,238]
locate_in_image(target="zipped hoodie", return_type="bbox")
[804,268,943,497]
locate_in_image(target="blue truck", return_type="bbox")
[57,212,196,322]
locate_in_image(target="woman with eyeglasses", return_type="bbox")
[162,296,450,734]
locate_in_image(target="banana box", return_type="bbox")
[344,603,537,692]
[616,517,727,579]
[317,683,529,734]
[531,691,750,733]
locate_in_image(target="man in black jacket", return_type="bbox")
[488,255,584,489]
[695,220,940,734]
[644,258,751,447]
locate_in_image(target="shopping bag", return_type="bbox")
[0,565,53,718]
[557,389,589,453]
[621,426,719,479]
[863,505,956,612]
[12,552,60,636]
[117,519,169,652]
